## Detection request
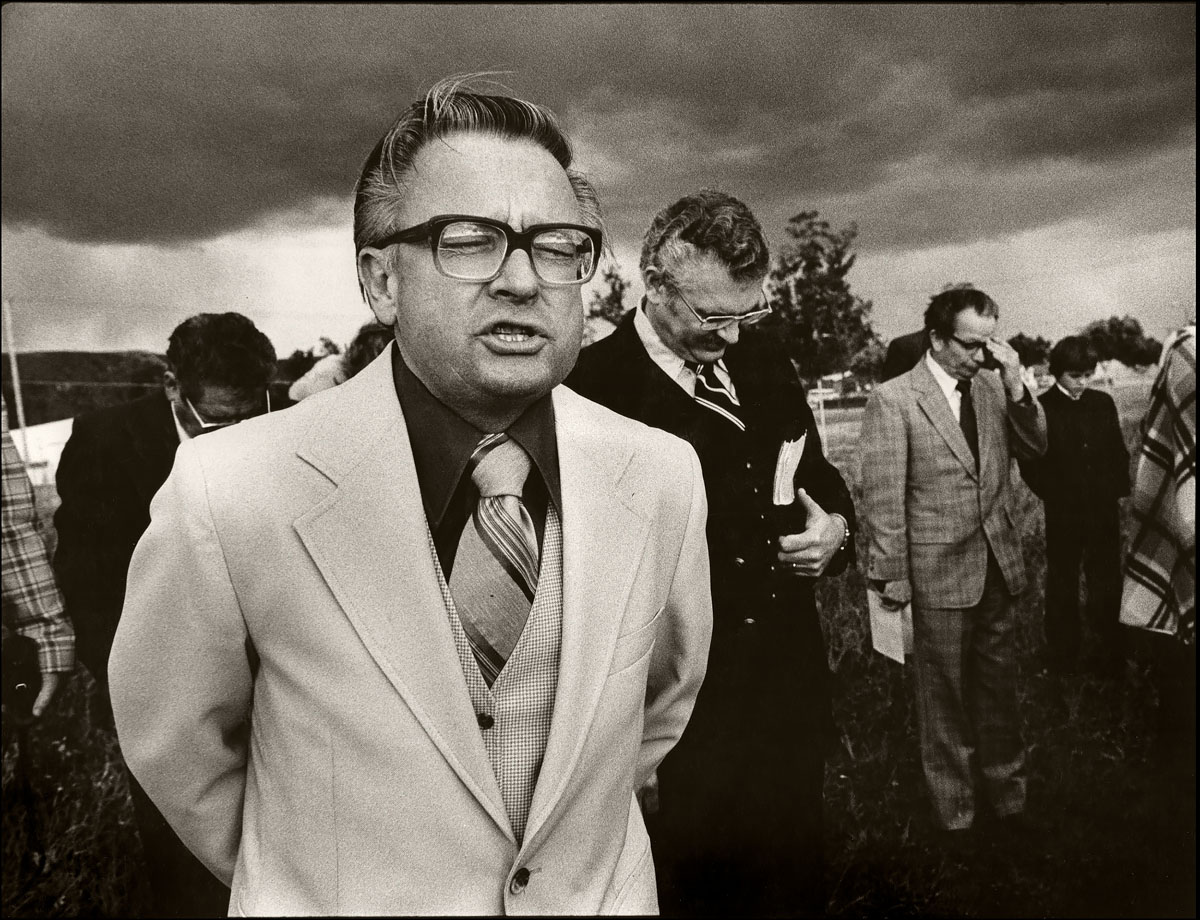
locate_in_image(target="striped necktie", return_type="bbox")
[687,360,745,431]
[449,433,540,687]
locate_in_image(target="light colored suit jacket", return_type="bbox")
[860,358,1046,609]
[109,352,712,916]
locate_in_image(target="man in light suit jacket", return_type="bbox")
[860,286,1046,837]
[110,78,712,916]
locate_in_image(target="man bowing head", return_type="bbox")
[110,76,712,916]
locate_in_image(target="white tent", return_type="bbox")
[10,417,74,488]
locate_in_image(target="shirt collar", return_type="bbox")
[634,297,692,392]
[391,344,560,531]
[1055,382,1083,401]
[169,399,190,442]
[925,350,962,403]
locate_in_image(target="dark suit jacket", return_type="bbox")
[1019,386,1130,514]
[882,329,930,381]
[54,390,179,688]
[566,313,854,757]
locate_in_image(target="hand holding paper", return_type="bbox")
[772,433,807,506]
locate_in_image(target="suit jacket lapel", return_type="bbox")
[912,360,979,479]
[291,355,511,837]
[522,386,649,849]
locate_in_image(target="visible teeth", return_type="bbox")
[493,324,534,342]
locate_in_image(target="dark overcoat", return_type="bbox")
[566,311,855,913]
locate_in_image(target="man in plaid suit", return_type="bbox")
[2,397,74,720]
[861,287,1046,836]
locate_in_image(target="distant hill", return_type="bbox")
[2,351,300,426]
[1,351,168,425]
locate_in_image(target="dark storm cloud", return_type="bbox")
[2,3,1194,249]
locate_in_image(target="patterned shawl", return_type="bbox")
[1121,327,1196,645]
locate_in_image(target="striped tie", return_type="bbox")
[449,433,540,686]
[687,360,745,431]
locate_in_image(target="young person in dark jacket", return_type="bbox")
[567,189,855,917]
[1020,336,1130,677]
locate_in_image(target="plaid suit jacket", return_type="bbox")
[860,358,1047,609]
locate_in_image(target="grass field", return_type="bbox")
[3,378,1194,917]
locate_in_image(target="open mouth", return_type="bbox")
[481,321,547,354]
[491,322,539,342]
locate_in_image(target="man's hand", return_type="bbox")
[31,673,60,720]
[987,336,1026,401]
[777,489,843,577]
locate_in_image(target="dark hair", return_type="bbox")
[343,320,394,379]
[353,75,601,258]
[1049,335,1099,377]
[923,285,999,339]
[166,313,277,397]
[640,188,770,285]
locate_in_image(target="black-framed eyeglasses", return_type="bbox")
[366,214,602,286]
[183,391,272,431]
[948,333,989,357]
[671,284,773,331]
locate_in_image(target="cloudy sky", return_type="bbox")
[2,3,1195,358]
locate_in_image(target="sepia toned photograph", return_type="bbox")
[2,4,1194,917]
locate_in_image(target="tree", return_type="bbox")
[849,334,887,383]
[760,211,877,383]
[587,266,632,326]
[1008,332,1052,367]
[584,265,632,344]
[1081,315,1163,368]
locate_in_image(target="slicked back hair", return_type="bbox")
[166,313,277,399]
[1049,335,1099,376]
[353,76,602,264]
[924,286,1000,340]
[639,189,771,286]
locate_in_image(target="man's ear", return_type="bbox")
[643,268,668,305]
[358,247,400,327]
[928,330,946,353]
[162,370,181,400]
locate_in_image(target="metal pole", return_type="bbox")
[2,298,32,466]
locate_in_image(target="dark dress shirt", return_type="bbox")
[390,345,560,578]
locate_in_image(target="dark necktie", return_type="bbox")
[449,433,540,686]
[686,360,745,431]
[957,379,978,466]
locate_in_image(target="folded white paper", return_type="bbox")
[868,589,913,664]
[772,433,807,505]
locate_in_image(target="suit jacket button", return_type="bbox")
[743,617,756,626]
[734,557,746,567]
[477,713,494,730]
[510,867,530,894]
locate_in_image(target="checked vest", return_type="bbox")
[427,507,563,844]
